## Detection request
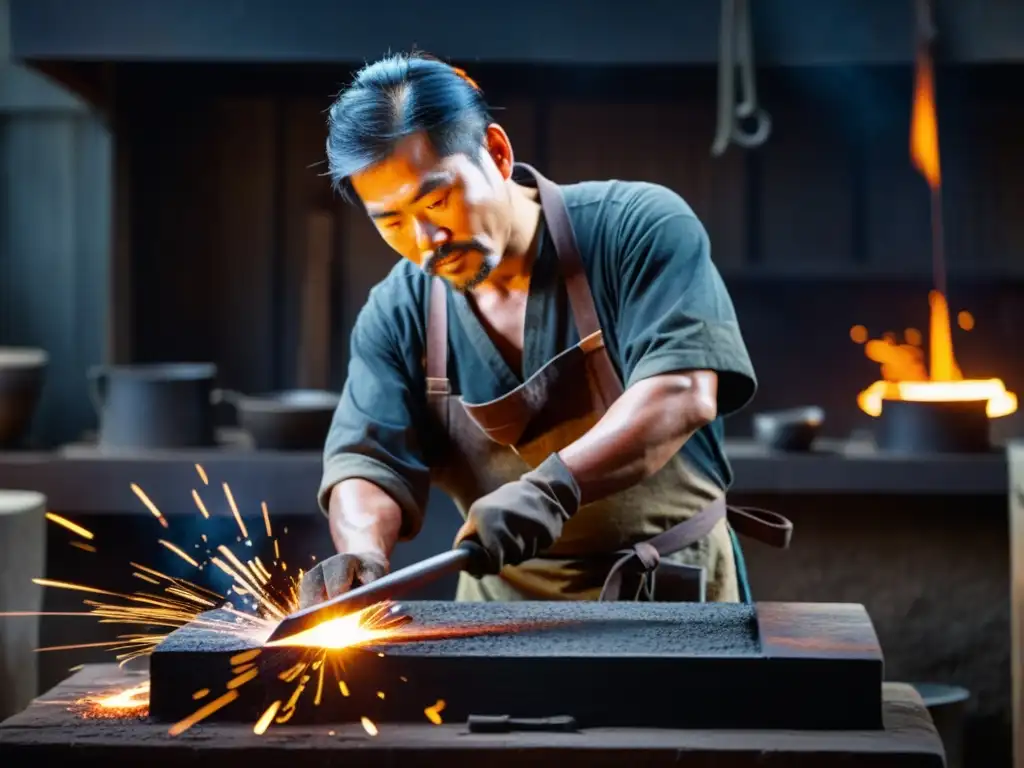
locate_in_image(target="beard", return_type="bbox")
[422,240,498,293]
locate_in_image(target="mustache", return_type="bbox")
[422,240,490,274]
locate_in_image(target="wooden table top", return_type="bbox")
[0,664,945,767]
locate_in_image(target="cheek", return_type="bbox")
[377,225,420,260]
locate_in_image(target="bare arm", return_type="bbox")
[558,370,718,505]
[328,479,404,558]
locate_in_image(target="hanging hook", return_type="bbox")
[712,0,772,156]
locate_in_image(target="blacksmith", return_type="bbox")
[302,52,788,609]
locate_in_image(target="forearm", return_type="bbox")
[557,371,718,505]
[327,479,403,557]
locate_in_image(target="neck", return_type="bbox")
[473,182,541,296]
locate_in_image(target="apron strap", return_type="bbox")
[597,497,793,601]
[517,163,625,406]
[426,277,451,428]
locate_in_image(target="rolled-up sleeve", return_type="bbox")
[318,291,432,540]
[613,185,757,417]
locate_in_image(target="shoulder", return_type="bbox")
[559,179,709,271]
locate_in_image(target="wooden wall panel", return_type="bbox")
[546,101,747,272]
[280,98,335,389]
[209,99,278,392]
[963,99,1024,277]
[756,100,856,272]
[128,98,218,368]
[860,78,933,275]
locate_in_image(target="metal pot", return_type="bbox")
[88,363,218,450]
[0,348,48,449]
[214,389,340,451]
[876,399,990,454]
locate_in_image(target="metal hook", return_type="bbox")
[712,0,772,156]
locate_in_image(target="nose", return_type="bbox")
[414,218,451,256]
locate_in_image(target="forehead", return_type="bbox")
[352,133,451,209]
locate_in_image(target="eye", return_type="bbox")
[426,192,450,210]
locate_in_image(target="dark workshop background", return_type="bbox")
[0,1,1022,766]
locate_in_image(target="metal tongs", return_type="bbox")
[712,0,772,156]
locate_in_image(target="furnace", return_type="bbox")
[149,600,886,731]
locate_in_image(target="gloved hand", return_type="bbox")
[297,551,389,609]
[454,453,581,576]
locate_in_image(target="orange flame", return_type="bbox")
[852,36,1017,420]
[853,293,1017,418]
[910,48,941,190]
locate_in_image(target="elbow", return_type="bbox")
[635,374,718,477]
[688,391,718,430]
[657,372,718,434]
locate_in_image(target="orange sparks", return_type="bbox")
[424,699,446,725]
[168,690,239,736]
[263,604,399,650]
[223,483,248,539]
[230,649,262,665]
[254,701,281,734]
[193,688,210,700]
[84,680,151,716]
[339,681,350,697]
[361,717,378,736]
[195,464,209,485]
[158,539,200,568]
[130,484,169,528]
[45,512,94,540]
[70,541,97,553]
[32,578,117,597]
[228,666,259,689]
[192,490,210,519]
[262,502,272,536]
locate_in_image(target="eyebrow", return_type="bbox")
[368,173,453,220]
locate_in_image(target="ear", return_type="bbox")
[484,123,514,180]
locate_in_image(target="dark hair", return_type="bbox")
[326,52,493,199]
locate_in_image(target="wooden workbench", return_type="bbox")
[0,664,946,767]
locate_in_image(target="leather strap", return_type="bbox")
[597,498,793,601]
[599,497,727,601]
[727,505,793,549]
[426,277,451,431]
[519,163,625,406]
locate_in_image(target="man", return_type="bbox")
[300,52,789,609]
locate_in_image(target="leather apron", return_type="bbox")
[425,163,791,603]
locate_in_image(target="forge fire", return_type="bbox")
[850,33,1017,423]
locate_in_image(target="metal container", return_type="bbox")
[876,399,990,454]
[88,363,218,450]
[214,389,339,451]
[0,348,48,449]
[752,406,824,452]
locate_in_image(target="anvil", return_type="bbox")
[149,601,884,730]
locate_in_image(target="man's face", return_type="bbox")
[350,129,513,292]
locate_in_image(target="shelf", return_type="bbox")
[0,438,1007,516]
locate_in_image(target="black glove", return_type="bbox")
[297,551,389,609]
[454,453,581,576]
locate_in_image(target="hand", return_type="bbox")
[454,453,581,576]
[297,551,389,609]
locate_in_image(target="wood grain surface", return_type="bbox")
[0,664,945,767]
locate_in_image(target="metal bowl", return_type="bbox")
[752,406,824,452]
